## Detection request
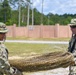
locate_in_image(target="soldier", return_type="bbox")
[0,22,23,75]
[68,19,76,75]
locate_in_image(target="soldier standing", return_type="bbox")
[68,19,76,75]
[0,22,23,75]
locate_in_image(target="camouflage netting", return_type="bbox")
[9,51,74,72]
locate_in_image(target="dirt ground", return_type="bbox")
[24,67,69,75]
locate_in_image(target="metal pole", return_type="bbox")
[27,3,30,26]
[41,0,44,25]
[32,0,34,26]
[18,0,21,27]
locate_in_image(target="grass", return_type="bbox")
[7,37,70,41]
[5,42,68,57]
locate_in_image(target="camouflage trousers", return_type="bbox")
[69,58,76,75]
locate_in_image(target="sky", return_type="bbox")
[31,0,76,15]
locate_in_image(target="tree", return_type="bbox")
[34,8,41,25]
[1,0,11,23]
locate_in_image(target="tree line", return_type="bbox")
[0,0,76,26]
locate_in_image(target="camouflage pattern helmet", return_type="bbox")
[70,18,76,26]
[0,22,8,33]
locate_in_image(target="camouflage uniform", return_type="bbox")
[68,34,76,75]
[0,22,23,75]
[68,19,76,75]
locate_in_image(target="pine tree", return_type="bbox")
[1,0,11,23]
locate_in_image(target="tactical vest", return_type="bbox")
[68,35,76,58]
[0,43,8,60]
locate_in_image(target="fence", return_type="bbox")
[6,24,72,38]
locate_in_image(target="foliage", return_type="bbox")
[0,0,75,26]
[0,0,11,23]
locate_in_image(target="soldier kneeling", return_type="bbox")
[0,22,23,75]
[68,19,76,75]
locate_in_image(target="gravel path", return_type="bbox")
[6,40,68,44]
